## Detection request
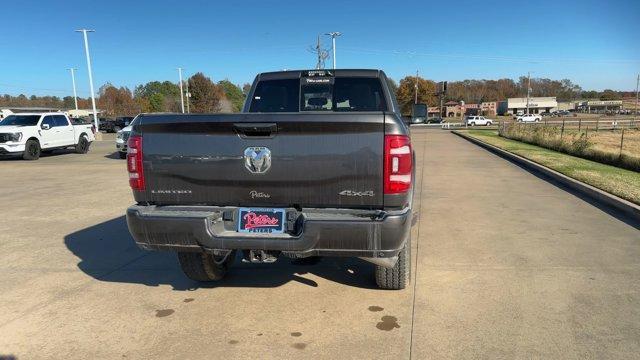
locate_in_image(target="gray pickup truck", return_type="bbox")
[125,69,414,289]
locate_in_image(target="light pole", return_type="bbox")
[414,70,419,104]
[75,29,98,133]
[185,75,190,114]
[67,68,78,111]
[177,67,185,113]
[325,32,341,69]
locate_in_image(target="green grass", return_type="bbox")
[460,129,640,205]
[498,124,640,172]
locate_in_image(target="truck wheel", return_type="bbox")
[119,151,127,159]
[375,237,411,290]
[177,251,236,282]
[75,135,90,154]
[22,139,41,160]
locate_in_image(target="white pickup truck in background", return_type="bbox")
[0,112,95,160]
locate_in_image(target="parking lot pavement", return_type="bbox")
[0,131,638,359]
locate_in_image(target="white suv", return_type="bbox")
[465,116,493,126]
[516,114,541,123]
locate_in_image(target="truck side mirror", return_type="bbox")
[41,124,51,130]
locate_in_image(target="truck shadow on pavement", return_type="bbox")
[64,216,378,290]
[104,152,124,160]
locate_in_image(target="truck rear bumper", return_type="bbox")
[126,205,411,258]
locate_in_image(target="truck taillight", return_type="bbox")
[127,135,145,190]
[384,135,412,194]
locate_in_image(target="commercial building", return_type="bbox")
[556,101,580,111]
[498,97,558,115]
[480,102,497,116]
[443,101,496,117]
[576,100,623,113]
[444,101,461,117]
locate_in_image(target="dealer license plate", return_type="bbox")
[237,208,285,234]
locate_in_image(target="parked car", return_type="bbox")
[100,117,134,133]
[115,115,140,159]
[465,116,493,126]
[410,116,425,125]
[125,69,414,290]
[426,117,444,124]
[0,112,95,160]
[516,114,541,123]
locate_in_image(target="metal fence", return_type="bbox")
[410,118,639,131]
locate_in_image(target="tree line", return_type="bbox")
[1,73,635,118]
[0,72,249,118]
[391,76,634,115]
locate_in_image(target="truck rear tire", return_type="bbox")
[75,135,90,154]
[177,251,236,282]
[375,238,411,290]
[23,139,41,160]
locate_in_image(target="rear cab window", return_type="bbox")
[249,79,299,112]
[248,71,387,113]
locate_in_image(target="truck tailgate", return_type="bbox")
[137,113,384,209]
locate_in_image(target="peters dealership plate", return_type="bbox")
[237,208,285,234]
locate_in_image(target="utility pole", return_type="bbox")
[439,81,447,118]
[67,68,78,111]
[526,71,531,115]
[635,74,639,123]
[325,32,341,69]
[315,35,322,69]
[75,29,98,133]
[177,67,185,113]
[414,70,419,104]
[308,35,329,69]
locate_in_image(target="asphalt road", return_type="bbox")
[0,130,638,359]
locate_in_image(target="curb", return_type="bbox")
[452,130,640,221]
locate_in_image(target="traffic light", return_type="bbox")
[438,81,448,94]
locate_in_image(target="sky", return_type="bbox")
[1,0,639,98]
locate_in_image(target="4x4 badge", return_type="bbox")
[244,147,271,174]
